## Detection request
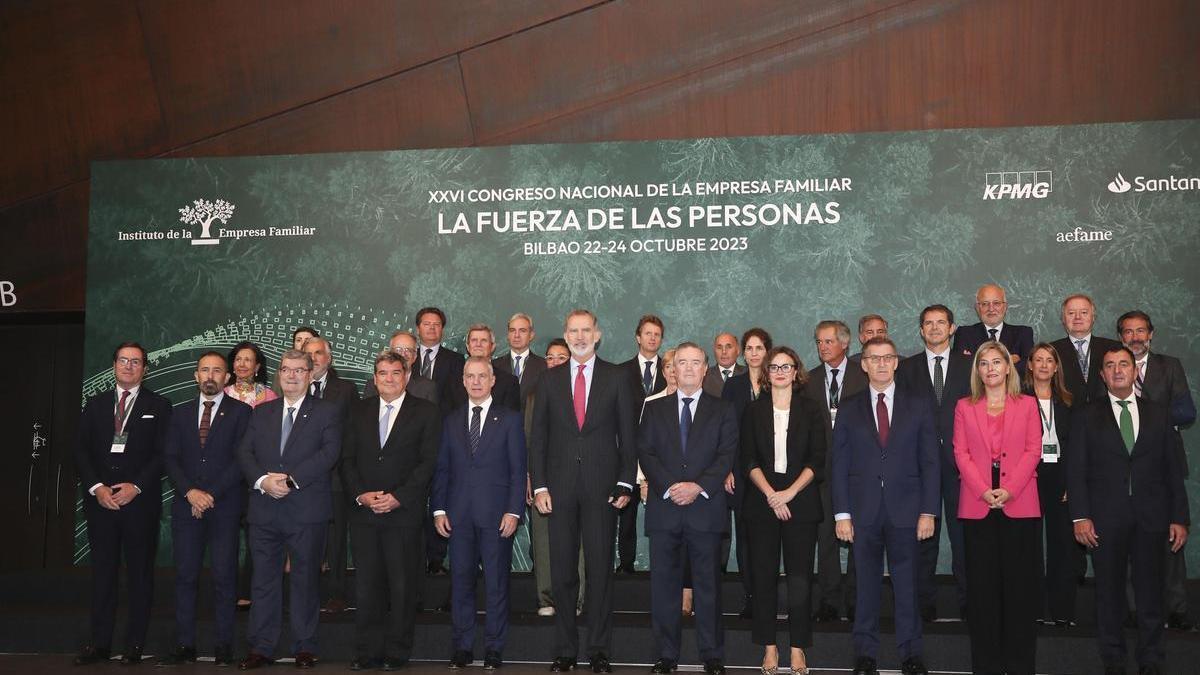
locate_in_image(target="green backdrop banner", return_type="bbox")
[80,119,1200,569]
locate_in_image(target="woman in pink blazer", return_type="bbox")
[953,340,1043,675]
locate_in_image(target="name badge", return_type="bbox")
[111,433,128,454]
[1042,443,1059,463]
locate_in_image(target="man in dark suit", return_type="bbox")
[616,314,667,574]
[530,309,638,672]
[448,323,521,412]
[895,305,972,621]
[301,336,360,614]
[236,349,342,670]
[1069,344,1189,675]
[1119,309,1197,631]
[432,357,527,670]
[832,337,939,675]
[806,320,867,622]
[847,314,892,365]
[952,283,1034,367]
[702,332,745,398]
[1052,294,1122,405]
[493,312,548,409]
[342,350,441,670]
[364,330,439,404]
[701,331,747,612]
[638,342,737,675]
[158,352,252,667]
[73,342,172,666]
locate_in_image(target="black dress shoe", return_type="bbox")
[450,651,473,669]
[1054,618,1078,628]
[650,659,676,674]
[74,646,111,666]
[293,652,316,669]
[1166,612,1194,631]
[382,657,409,671]
[812,602,839,622]
[920,605,937,623]
[427,561,447,575]
[238,653,275,670]
[350,657,382,671]
[702,659,724,675]
[549,657,577,672]
[590,654,613,673]
[214,645,235,667]
[851,656,878,675]
[483,652,503,670]
[156,646,197,665]
[120,646,144,665]
[900,656,928,675]
[615,563,635,575]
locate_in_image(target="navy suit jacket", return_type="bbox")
[165,395,252,517]
[237,396,342,525]
[75,387,172,514]
[637,391,738,534]
[831,385,940,529]
[431,401,527,527]
[1067,396,1189,531]
[953,321,1035,365]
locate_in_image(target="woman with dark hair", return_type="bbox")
[741,346,825,675]
[224,341,277,408]
[722,328,773,422]
[1023,342,1077,627]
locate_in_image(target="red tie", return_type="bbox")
[574,364,587,430]
[876,392,890,447]
[114,390,131,434]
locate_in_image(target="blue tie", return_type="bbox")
[513,355,523,381]
[680,397,694,453]
[469,406,482,457]
[379,403,394,447]
[643,360,654,394]
[280,406,295,455]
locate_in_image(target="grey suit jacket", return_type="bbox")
[494,351,548,409]
[702,363,747,398]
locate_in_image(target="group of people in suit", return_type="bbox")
[72,285,1194,675]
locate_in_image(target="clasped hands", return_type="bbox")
[357,491,400,514]
[981,487,1011,509]
[764,486,798,521]
[94,482,139,510]
[186,488,214,519]
[262,472,292,499]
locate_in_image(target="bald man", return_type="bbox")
[952,284,1035,367]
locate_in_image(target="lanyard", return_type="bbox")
[114,391,137,435]
[1036,397,1054,435]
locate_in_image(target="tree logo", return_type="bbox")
[179,198,235,245]
[1107,173,1132,193]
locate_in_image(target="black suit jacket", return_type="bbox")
[622,355,668,410]
[896,350,972,465]
[739,393,827,524]
[75,387,173,514]
[315,370,359,491]
[1067,396,1189,531]
[1138,351,1197,476]
[494,352,548,410]
[340,394,441,528]
[803,361,868,457]
[1051,335,1123,405]
[953,322,1035,365]
[164,395,252,517]
[529,357,638,500]
[417,345,465,415]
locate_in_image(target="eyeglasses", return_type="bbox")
[116,357,144,367]
[278,366,312,376]
[392,347,416,355]
[977,300,1006,309]
[862,354,899,364]
[766,364,795,373]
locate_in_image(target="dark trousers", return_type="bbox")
[84,503,158,649]
[351,523,424,661]
[616,490,642,569]
[720,498,754,603]
[1164,541,1189,615]
[746,500,817,648]
[649,528,723,661]
[918,456,966,613]
[323,492,350,601]
[247,520,325,656]
[1094,513,1167,669]
[426,502,449,564]
[815,480,851,611]
[238,517,254,601]
[449,517,515,654]
[548,470,618,658]
[171,508,240,647]
[1037,463,1081,621]
[963,510,1040,675]
[851,507,921,660]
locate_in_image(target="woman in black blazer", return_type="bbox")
[722,327,773,422]
[1023,342,1077,626]
[741,346,826,675]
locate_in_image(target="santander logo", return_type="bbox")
[1107,173,1132,193]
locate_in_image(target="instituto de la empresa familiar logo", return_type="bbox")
[179,198,236,245]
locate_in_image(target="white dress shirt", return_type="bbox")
[772,407,790,474]
[1109,391,1140,439]
[509,349,531,381]
[823,357,849,409]
[925,346,951,384]
[378,392,406,443]
[420,343,441,377]
[983,321,1006,338]
[638,353,658,388]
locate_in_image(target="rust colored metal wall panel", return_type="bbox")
[0,184,89,313]
[0,2,164,208]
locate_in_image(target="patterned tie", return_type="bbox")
[513,355,523,382]
[421,349,433,379]
[199,400,214,447]
[1075,339,1089,382]
[379,403,394,447]
[988,328,998,342]
[280,406,295,455]
[1117,401,1135,453]
[828,368,840,409]
[1134,360,1146,397]
[311,380,322,398]
[469,405,482,456]
[721,368,732,381]
[933,356,945,405]
[114,390,131,434]
[574,364,587,430]
[876,392,890,447]
[643,360,654,394]
[680,397,694,453]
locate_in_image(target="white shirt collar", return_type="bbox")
[825,356,848,373]
[572,353,597,373]
[638,352,658,368]
[200,391,224,405]
[282,393,306,411]
[870,381,897,400]
[510,349,530,360]
[117,384,141,397]
[983,321,1006,334]
[379,391,406,410]
[1109,390,1136,406]
[925,345,951,360]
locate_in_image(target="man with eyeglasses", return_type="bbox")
[236,349,342,670]
[952,284,1034,367]
[73,342,173,666]
[364,330,438,404]
[832,337,940,675]
[494,312,548,411]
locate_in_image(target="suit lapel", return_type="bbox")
[282,397,313,455]
[380,396,413,449]
[686,393,710,450]
[859,391,882,449]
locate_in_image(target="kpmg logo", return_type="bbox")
[983,171,1052,200]
[179,198,236,246]
[1106,171,1199,194]
[1107,173,1132,193]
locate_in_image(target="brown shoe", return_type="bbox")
[238,653,274,670]
[294,652,317,669]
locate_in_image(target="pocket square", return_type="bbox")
[140,414,155,418]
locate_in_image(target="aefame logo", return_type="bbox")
[983,170,1052,200]
[179,198,235,246]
